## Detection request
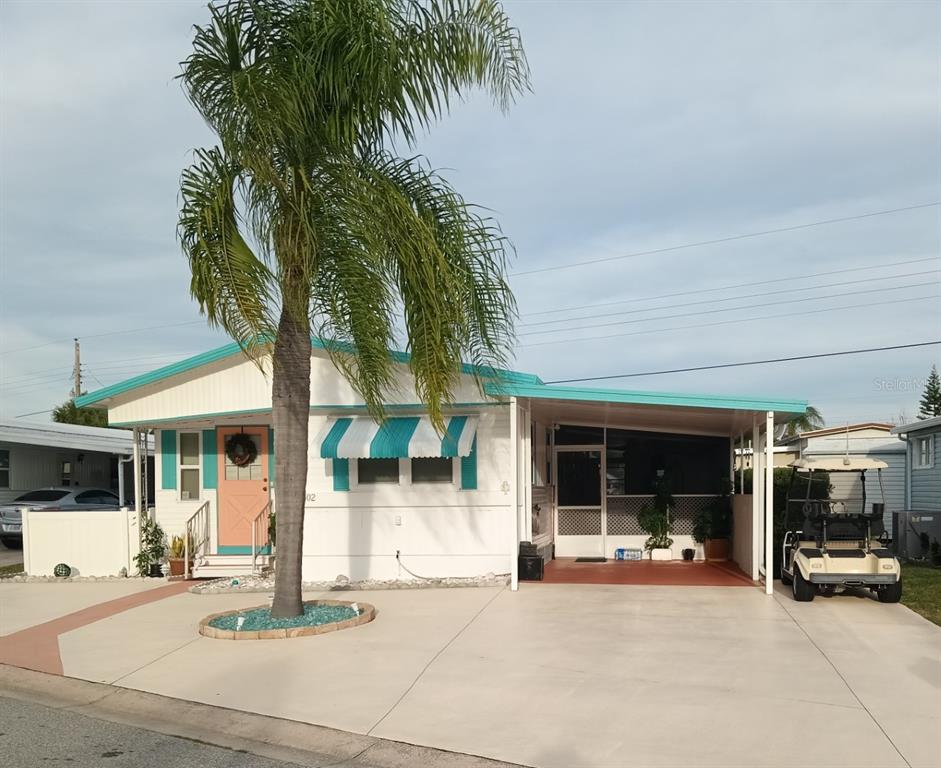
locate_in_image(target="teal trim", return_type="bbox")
[441,416,468,458]
[160,430,177,490]
[460,437,478,490]
[370,417,420,458]
[333,458,350,491]
[268,427,275,485]
[76,336,541,408]
[202,429,218,489]
[320,418,352,459]
[218,545,272,555]
[483,383,807,415]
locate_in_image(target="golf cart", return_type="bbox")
[781,457,902,603]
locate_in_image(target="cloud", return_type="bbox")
[1,0,938,424]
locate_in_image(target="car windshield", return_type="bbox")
[13,490,70,502]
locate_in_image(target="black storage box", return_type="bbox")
[518,554,544,581]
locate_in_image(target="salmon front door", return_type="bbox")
[217,427,269,553]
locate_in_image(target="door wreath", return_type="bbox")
[225,434,258,467]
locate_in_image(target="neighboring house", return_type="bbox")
[75,340,806,590]
[0,419,153,506]
[782,423,906,532]
[892,416,941,513]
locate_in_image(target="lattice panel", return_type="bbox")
[604,495,717,536]
[558,507,602,536]
[605,496,649,535]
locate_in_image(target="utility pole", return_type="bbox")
[71,338,82,399]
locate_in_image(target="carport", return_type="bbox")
[486,382,808,593]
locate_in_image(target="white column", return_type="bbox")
[520,408,533,541]
[509,398,519,591]
[132,428,142,518]
[765,411,775,595]
[738,432,745,493]
[751,417,760,581]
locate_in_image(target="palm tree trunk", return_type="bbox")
[270,307,311,618]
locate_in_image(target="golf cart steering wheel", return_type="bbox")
[803,501,822,520]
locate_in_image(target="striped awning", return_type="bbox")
[317,415,478,459]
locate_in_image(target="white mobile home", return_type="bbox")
[75,341,805,591]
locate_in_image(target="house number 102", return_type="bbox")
[305,493,317,503]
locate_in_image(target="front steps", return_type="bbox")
[191,553,270,579]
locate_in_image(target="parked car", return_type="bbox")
[0,487,121,549]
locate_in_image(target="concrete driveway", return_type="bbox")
[2,581,939,768]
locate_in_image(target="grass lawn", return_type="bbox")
[0,562,24,577]
[901,562,941,627]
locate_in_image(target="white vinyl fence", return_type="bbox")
[22,508,141,577]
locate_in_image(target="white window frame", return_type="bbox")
[914,435,934,469]
[0,448,9,488]
[178,431,202,501]
[409,456,458,487]
[353,457,403,488]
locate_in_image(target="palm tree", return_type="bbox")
[779,406,824,440]
[178,0,528,617]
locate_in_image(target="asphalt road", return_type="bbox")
[0,696,301,767]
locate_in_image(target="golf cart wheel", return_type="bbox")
[780,565,792,586]
[877,579,902,604]
[792,569,815,602]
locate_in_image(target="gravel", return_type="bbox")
[208,602,360,632]
[190,572,510,594]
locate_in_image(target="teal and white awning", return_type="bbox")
[317,415,478,459]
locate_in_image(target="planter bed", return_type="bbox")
[199,599,376,640]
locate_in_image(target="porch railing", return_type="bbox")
[250,500,272,575]
[184,500,211,579]
[556,495,718,537]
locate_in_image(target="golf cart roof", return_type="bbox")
[789,457,888,472]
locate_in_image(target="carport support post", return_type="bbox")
[764,411,774,595]
[509,397,519,592]
[751,417,760,581]
[132,428,142,519]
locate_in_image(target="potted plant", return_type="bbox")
[682,548,695,561]
[134,516,167,577]
[638,473,674,561]
[167,533,194,577]
[693,480,732,561]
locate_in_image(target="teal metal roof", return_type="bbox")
[75,339,541,408]
[483,382,806,415]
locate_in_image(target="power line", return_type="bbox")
[0,320,206,357]
[543,341,941,384]
[518,280,936,338]
[518,292,939,348]
[510,201,941,277]
[519,269,939,329]
[519,255,940,318]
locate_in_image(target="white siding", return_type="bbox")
[301,406,513,581]
[109,350,492,425]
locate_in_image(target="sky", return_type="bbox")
[1,0,939,427]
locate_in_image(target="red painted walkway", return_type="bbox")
[0,581,193,675]
[539,558,754,586]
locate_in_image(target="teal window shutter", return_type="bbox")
[268,427,275,485]
[202,429,217,489]
[333,458,350,491]
[161,430,177,490]
[460,437,477,490]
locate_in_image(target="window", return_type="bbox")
[357,458,399,484]
[0,449,8,488]
[14,490,69,503]
[412,457,453,484]
[61,460,72,487]
[75,490,120,506]
[915,436,934,469]
[179,432,201,500]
